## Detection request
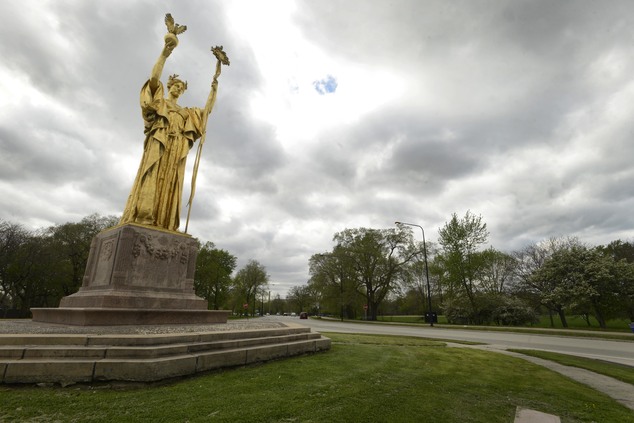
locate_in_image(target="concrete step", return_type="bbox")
[0,325,331,384]
[0,332,323,359]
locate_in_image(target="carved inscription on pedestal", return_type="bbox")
[132,234,190,264]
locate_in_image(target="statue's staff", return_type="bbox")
[185,46,230,233]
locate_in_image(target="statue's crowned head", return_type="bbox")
[167,74,188,91]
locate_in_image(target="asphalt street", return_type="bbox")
[267,315,634,367]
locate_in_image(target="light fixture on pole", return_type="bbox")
[395,221,434,327]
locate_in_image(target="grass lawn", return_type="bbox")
[533,315,632,332]
[1,333,632,422]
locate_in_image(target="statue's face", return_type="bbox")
[169,81,186,98]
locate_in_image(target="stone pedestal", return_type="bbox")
[31,224,229,325]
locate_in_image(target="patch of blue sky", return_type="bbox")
[313,75,338,95]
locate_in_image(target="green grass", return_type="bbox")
[532,315,632,332]
[1,333,633,422]
[510,349,634,386]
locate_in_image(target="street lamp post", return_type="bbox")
[268,283,278,315]
[395,221,434,327]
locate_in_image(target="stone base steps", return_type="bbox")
[0,325,331,384]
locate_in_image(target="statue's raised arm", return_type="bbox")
[204,46,230,114]
[149,14,185,92]
[185,45,230,232]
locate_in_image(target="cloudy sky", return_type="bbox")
[2,0,634,296]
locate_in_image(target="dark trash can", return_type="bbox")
[630,323,634,334]
[425,312,438,323]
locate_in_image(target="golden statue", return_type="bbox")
[120,14,229,232]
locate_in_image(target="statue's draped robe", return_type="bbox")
[120,80,204,231]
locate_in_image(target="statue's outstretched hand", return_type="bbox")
[163,33,178,57]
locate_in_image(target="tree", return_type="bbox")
[233,260,269,316]
[437,211,489,314]
[618,264,634,322]
[333,227,417,320]
[490,296,539,326]
[513,237,580,327]
[428,254,451,308]
[0,223,56,314]
[443,247,523,326]
[309,247,359,320]
[0,221,33,312]
[477,248,516,296]
[528,243,585,328]
[587,246,634,326]
[598,240,634,263]
[194,242,237,310]
[46,213,119,297]
[269,293,286,315]
[286,285,315,314]
[528,242,633,329]
[398,240,439,315]
[393,287,427,315]
[596,239,634,321]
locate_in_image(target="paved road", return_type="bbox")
[268,316,634,367]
